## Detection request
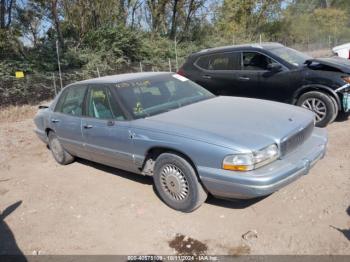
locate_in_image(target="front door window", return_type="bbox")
[243,52,273,71]
[87,86,125,121]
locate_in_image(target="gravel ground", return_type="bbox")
[0,113,349,255]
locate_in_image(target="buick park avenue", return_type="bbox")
[34,72,327,212]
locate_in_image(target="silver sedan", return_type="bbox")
[34,72,327,212]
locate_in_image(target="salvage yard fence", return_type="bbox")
[0,59,184,107]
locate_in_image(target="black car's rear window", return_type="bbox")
[195,52,241,70]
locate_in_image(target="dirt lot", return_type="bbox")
[0,108,349,255]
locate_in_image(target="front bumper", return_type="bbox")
[336,83,350,112]
[343,92,350,112]
[198,128,327,199]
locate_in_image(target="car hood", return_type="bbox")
[133,96,314,152]
[305,57,350,74]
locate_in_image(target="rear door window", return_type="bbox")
[55,85,86,116]
[195,52,241,71]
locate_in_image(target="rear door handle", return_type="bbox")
[202,75,212,79]
[239,76,250,81]
[107,120,115,126]
[83,124,93,129]
[51,119,60,123]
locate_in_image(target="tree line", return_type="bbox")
[1,0,350,77]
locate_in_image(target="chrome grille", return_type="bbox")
[280,122,314,156]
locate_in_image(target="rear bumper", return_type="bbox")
[198,128,327,199]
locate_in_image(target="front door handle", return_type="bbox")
[83,124,93,129]
[239,76,250,81]
[128,130,135,139]
[202,75,212,79]
[51,119,60,123]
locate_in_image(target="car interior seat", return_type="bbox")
[247,54,268,70]
[92,96,113,119]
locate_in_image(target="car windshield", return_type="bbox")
[268,46,312,66]
[115,74,215,119]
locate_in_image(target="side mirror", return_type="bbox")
[267,63,282,72]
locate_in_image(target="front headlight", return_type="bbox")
[223,144,279,171]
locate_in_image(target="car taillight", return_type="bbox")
[177,67,185,76]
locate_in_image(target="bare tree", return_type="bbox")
[169,0,179,39]
[51,0,64,49]
[146,0,169,34]
[0,0,5,28]
[129,0,142,28]
[0,0,15,29]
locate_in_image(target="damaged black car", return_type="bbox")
[179,43,350,127]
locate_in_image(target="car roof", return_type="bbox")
[192,42,284,56]
[66,72,172,87]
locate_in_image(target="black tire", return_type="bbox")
[336,111,350,121]
[153,153,207,212]
[329,96,339,123]
[48,131,75,165]
[297,91,336,127]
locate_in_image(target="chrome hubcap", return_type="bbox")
[160,164,189,201]
[302,98,327,122]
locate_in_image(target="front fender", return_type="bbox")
[130,128,235,174]
[292,84,341,108]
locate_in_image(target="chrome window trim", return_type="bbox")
[194,50,288,72]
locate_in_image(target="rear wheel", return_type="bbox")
[297,91,336,127]
[48,131,75,165]
[153,153,207,212]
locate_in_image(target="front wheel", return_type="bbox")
[153,153,207,212]
[297,91,336,127]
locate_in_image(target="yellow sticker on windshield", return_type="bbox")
[134,102,143,113]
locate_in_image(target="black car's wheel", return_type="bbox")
[297,91,336,127]
[153,153,207,212]
[329,96,339,123]
[48,131,75,165]
[336,110,350,121]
